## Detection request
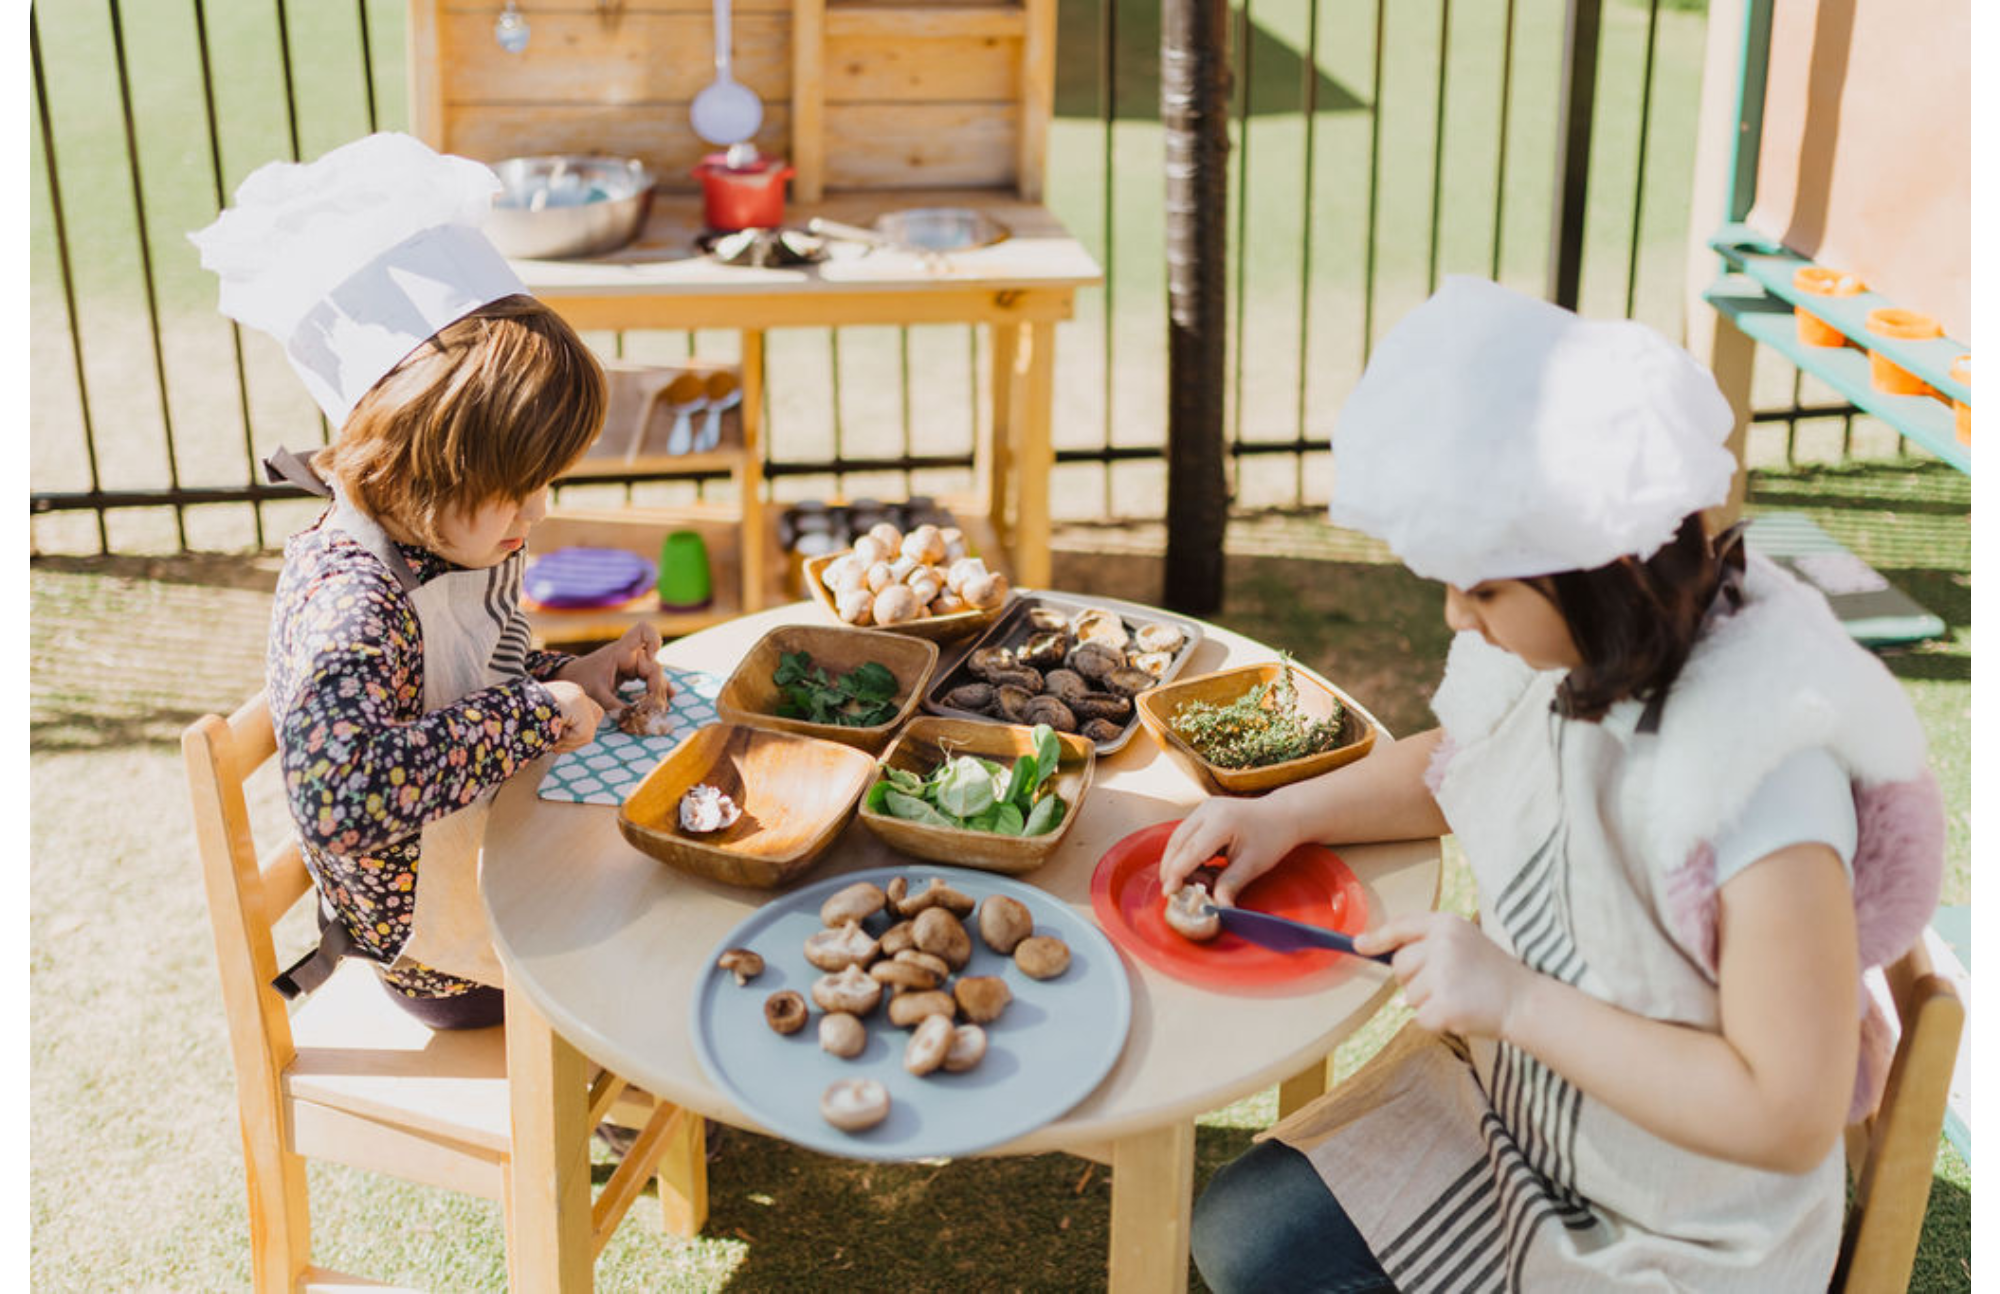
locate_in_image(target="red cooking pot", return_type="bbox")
[693,153,796,232]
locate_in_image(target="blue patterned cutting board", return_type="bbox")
[535,666,725,805]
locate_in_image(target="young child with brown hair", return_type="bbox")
[1161,277,1945,1291]
[194,134,666,1029]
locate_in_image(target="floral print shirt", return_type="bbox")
[267,519,572,999]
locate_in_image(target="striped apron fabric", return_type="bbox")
[1264,662,1843,1291]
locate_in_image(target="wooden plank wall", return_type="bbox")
[417,0,1036,196]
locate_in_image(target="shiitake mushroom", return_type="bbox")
[804,920,880,972]
[994,684,1037,723]
[903,1012,955,1076]
[953,975,1012,1024]
[1081,718,1124,743]
[819,881,887,927]
[1021,695,1077,733]
[1134,622,1186,654]
[977,895,1034,954]
[819,1011,867,1059]
[764,990,808,1034]
[1101,666,1161,698]
[886,989,957,1028]
[1068,691,1131,722]
[1014,935,1071,979]
[912,907,973,970]
[1072,608,1130,650]
[1066,642,1124,682]
[942,1024,988,1073]
[1042,669,1090,703]
[942,682,995,712]
[1017,631,1071,669]
[811,964,884,1016]
[821,1078,890,1131]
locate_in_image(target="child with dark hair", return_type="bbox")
[194,135,667,1028]
[1160,278,1944,1291]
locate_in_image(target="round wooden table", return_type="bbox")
[483,600,1442,1291]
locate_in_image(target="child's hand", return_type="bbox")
[543,680,606,753]
[1355,913,1532,1038]
[1157,798,1300,907]
[555,622,671,715]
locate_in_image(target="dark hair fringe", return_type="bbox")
[1547,514,1731,722]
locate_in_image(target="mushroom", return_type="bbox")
[939,526,968,561]
[886,989,957,1028]
[907,573,943,607]
[1017,632,1071,669]
[931,591,969,617]
[901,524,948,566]
[1135,622,1187,654]
[994,684,1037,724]
[889,876,976,918]
[851,534,889,567]
[945,557,990,595]
[953,975,1012,1024]
[804,920,880,972]
[763,990,808,1035]
[1073,609,1130,650]
[888,555,921,584]
[1163,882,1222,942]
[1066,642,1124,682]
[961,571,1010,610]
[820,880,888,927]
[942,1024,988,1073]
[819,1011,867,1059]
[942,682,996,712]
[912,907,973,970]
[716,948,764,985]
[872,584,923,626]
[1014,935,1071,979]
[1021,695,1077,733]
[1131,650,1175,679]
[866,522,904,552]
[835,586,874,626]
[893,949,951,980]
[1027,607,1072,633]
[1068,692,1131,723]
[967,646,1018,680]
[820,1078,890,1132]
[1081,718,1124,744]
[811,964,885,1016]
[1102,666,1162,698]
[869,958,941,991]
[903,1012,955,1076]
[1042,669,1090,704]
[878,919,917,958]
[977,895,1034,955]
[864,560,896,594]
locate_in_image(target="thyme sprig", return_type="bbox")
[1169,656,1347,769]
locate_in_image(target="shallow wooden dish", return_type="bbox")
[618,722,878,888]
[715,623,939,753]
[803,551,1008,643]
[857,717,1095,874]
[1135,661,1379,795]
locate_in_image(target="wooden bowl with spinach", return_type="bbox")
[857,717,1095,873]
[716,624,939,753]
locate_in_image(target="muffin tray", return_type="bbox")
[920,591,1205,754]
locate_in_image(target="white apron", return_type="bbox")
[1262,667,1843,1292]
[268,449,534,991]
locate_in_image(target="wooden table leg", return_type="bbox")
[981,322,1019,563]
[506,989,595,1293]
[739,329,767,613]
[1108,1121,1197,1293]
[1277,1053,1332,1120]
[1013,319,1055,588]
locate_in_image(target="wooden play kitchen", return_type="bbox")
[408,0,1099,645]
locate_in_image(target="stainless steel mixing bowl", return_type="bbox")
[486,155,654,259]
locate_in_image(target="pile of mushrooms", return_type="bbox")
[938,606,1188,742]
[816,522,1010,627]
[715,876,1072,1134]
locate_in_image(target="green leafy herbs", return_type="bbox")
[1169,657,1348,769]
[772,651,903,728]
[866,723,1069,837]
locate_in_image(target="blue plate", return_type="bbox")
[690,865,1131,1161]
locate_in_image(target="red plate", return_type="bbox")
[1090,820,1370,990]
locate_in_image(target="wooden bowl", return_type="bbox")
[715,623,939,752]
[1135,661,1379,796]
[857,717,1095,874]
[618,722,878,888]
[803,551,1008,643]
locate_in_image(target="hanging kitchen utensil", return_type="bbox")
[494,0,530,52]
[689,0,762,145]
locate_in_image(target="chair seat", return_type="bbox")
[284,961,510,1155]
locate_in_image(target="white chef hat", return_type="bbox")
[1328,276,1738,588]
[189,132,527,427]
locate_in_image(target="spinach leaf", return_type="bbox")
[1029,724,1062,794]
[884,789,958,828]
[991,802,1026,836]
[866,779,893,813]
[883,765,924,795]
[1023,792,1066,836]
[1001,754,1036,810]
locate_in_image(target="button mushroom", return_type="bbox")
[716,948,765,985]
[886,989,957,1028]
[942,1024,988,1073]
[953,975,1012,1025]
[811,964,885,1017]
[1014,935,1071,980]
[1163,882,1222,942]
[878,919,917,958]
[872,583,924,626]
[835,586,875,626]
[763,990,808,1035]
[804,920,880,972]
[961,570,1010,610]
[819,880,888,927]
[889,876,975,918]
[912,907,973,971]
[819,1011,867,1059]
[869,958,941,991]
[893,949,951,981]
[820,1078,890,1132]
[977,895,1034,955]
[903,1012,955,1076]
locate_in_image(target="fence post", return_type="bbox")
[1160,0,1230,615]
[1546,0,1603,309]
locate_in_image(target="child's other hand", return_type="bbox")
[1157,798,1299,907]
[556,622,671,714]
[1356,913,1531,1039]
[543,680,606,753]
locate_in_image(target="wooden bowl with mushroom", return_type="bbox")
[1135,661,1381,796]
[716,623,939,753]
[858,717,1095,874]
[619,721,879,887]
[804,551,1010,643]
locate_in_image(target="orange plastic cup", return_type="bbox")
[1865,308,1942,396]
[1949,353,1970,444]
[1792,266,1863,347]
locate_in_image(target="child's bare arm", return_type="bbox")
[1158,728,1450,904]
[1356,844,1858,1173]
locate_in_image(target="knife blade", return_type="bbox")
[1208,906,1393,964]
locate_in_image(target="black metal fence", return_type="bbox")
[29,0,1884,557]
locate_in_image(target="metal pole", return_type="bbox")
[1161,0,1230,614]
[1546,0,1602,309]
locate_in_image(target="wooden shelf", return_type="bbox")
[823,3,1025,38]
[1706,277,1970,473]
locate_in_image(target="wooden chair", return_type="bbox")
[1832,939,1964,1292]
[185,693,708,1291]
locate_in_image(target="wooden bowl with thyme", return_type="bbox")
[716,623,939,753]
[1135,660,1381,795]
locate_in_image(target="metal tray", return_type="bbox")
[920,590,1205,754]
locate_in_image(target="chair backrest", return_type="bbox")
[1833,939,1965,1292]
[183,694,315,1154]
